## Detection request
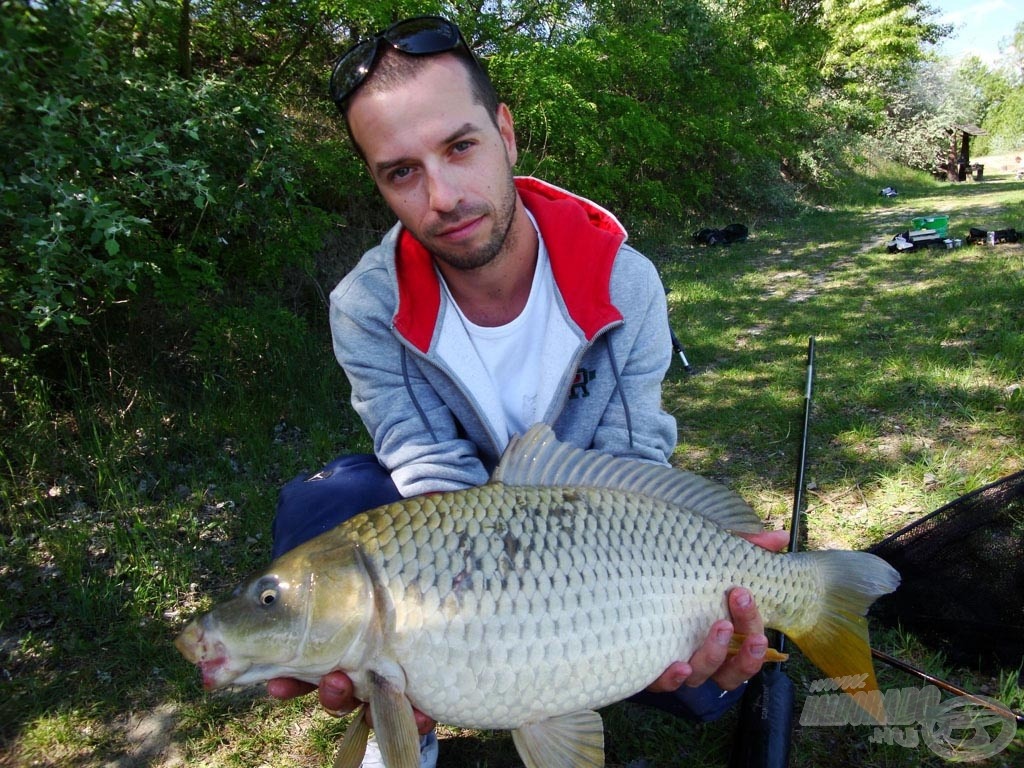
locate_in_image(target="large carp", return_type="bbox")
[176,424,899,768]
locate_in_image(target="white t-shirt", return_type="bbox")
[435,215,577,447]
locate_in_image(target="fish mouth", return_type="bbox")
[197,656,232,690]
[175,619,240,690]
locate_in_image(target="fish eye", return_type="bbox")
[255,577,279,607]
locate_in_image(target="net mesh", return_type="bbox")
[867,470,1024,671]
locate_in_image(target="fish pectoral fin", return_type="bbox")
[511,710,605,768]
[367,670,421,768]
[728,633,789,663]
[332,705,370,768]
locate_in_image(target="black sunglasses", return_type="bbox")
[329,16,478,108]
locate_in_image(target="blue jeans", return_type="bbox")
[271,454,402,559]
[271,454,743,722]
[628,681,744,722]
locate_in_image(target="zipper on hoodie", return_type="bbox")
[542,319,625,430]
[394,333,507,460]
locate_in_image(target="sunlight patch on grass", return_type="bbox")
[4,167,1023,768]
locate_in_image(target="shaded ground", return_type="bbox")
[4,165,1021,768]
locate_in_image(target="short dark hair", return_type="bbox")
[342,48,500,158]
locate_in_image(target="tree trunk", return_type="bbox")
[178,0,192,80]
[958,131,971,182]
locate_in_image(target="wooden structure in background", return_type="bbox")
[938,124,988,182]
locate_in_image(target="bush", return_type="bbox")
[0,1,312,357]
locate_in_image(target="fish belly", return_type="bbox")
[349,484,783,729]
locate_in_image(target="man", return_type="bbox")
[268,16,784,767]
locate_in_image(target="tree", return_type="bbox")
[179,0,192,78]
[1003,19,1024,84]
[0,0,966,366]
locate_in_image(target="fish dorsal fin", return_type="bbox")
[492,424,763,533]
[511,709,605,768]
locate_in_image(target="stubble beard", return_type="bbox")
[427,174,519,272]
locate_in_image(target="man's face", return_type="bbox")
[346,56,520,271]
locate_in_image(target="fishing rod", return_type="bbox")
[669,326,692,372]
[870,648,1024,726]
[731,338,1022,768]
[730,337,815,768]
[776,336,814,661]
[782,339,1021,727]
[665,289,692,372]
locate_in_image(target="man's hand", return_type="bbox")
[646,528,790,694]
[267,672,437,735]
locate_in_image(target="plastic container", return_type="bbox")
[911,215,949,237]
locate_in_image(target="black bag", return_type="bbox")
[968,227,988,244]
[967,227,1020,244]
[692,223,748,246]
[693,227,723,246]
[721,223,749,243]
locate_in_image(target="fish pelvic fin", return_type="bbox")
[511,710,605,768]
[332,705,370,768]
[494,424,763,533]
[367,670,420,768]
[785,551,900,725]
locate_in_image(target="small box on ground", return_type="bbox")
[911,216,949,237]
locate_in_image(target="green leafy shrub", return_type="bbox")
[0,1,311,356]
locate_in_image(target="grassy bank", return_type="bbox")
[1,162,1022,766]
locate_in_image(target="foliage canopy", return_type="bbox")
[3,0,1012,390]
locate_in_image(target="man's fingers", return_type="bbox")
[356,704,436,735]
[683,619,733,689]
[738,529,789,552]
[645,660,693,693]
[727,587,764,637]
[682,587,773,692]
[413,710,438,735]
[319,671,358,714]
[703,588,770,690]
[712,631,769,690]
[267,672,435,735]
[267,677,317,701]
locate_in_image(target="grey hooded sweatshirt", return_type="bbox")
[329,177,678,497]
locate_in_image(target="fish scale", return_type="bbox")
[353,483,769,728]
[176,424,899,768]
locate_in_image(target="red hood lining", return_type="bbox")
[393,177,625,353]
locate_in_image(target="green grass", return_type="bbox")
[1,162,1022,766]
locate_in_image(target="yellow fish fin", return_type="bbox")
[367,670,421,768]
[728,633,789,663]
[511,709,605,768]
[332,705,370,768]
[783,551,900,725]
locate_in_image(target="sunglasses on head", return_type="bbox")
[329,16,478,108]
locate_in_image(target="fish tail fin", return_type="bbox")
[783,551,900,724]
